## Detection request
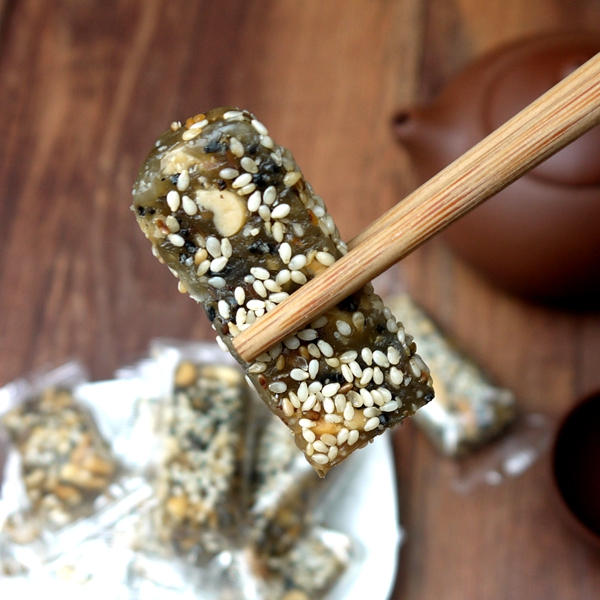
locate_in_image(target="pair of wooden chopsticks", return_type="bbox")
[233,52,600,363]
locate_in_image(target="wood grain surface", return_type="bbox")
[0,1,599,599]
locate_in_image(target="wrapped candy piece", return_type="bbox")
[387,294,516,456]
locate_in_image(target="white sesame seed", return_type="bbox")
[312,453,329,465]
[409,358,421,377]
[340,350,358,363]
[348,391,362,408]
[177,170,190,192]
[247,191,262,212]
[360,388,374,407]
[307,344,321,358]
[252,280,267,297]
[206,236,221,257]
[302,428,316,443]
[218,300,230,320]
[283,171,302,187]
[288,254,307,270]
[181,128,201,141]
[283,335,300,349]
[168,233,185,247]
[278,243,292,264]
[308,381,323,393]
[273,271,289,289]
[210,256,228,272]
[365,417,380,432]
[373,366,384,385]
[381,401,399,412]
[290,368,309,381]
[373,350,390,368]
[311,440,327,454]
[311,316,328,329]
[349,361,363,378]
[341,364,353,383]
[387,318,399,333]
[348,430,360,445]
[250,267,270,280]
[297,382,309,401]
[263,279,280,292]
[166,215,180,232]
[246,300,265,313]
[269,381,287,394]
[247,362,266,374]
[323,398,335,414]
[260,135,274,149]
[238,183,256,195]
[316,251,336,266]
[197,259,210,276]
[219,168,239,179]
[216,336,229,352]
[232,173,253,188]
[208,276,226,289]
[272,221,285,242]
[178,281,187,293]
[317,340,334,357]
[322,382,341,397]
[359,367,373,386]
[312,205,326,217]
[224,110,244,120]
[282,398,294,417]
[234,287,246,305]
[194,248,208,264]
[370,389,384,406]
[263,186,277,205]
[328,446,339,461]
[297,329,317,341]
[336,320,352,336]
[265,300,276,312]
[268,343,282,359]
[337,428,349,445]
[390,367,404,386]
[220,238,232,258]
[269,292,290,304]
[251,119,268,135]
[387,346,401,365]
[309,359,319,379]
[289,392,301,408]
[325,414,343,423]
[397,329,406,344]
[240,156,258,173]
[182,195,197,215]
[291,270,307,284]
[271,203,291,219]
[364,406,381,418]
[229,136,244,157]
[305,442,314,456]
[166,190,181,211]
[258,204,271,221]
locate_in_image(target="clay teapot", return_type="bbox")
[393,33,600,303]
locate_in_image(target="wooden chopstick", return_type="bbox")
[232,52,600,363]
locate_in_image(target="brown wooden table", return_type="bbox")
[1,1,600,598]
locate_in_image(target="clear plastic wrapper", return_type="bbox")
[0,344,402,599]
[386,294,517,457]
[0,363,117,543]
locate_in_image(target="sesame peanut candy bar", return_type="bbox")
[132,107,434,476]
[1,387,116,532]
[152,361,250,556]
[248,414,320,559]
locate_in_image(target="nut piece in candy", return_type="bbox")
[196,189,247,237]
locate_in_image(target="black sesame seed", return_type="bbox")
[204,136,224,153]
[217,178,227,190]
[424,391,434,402]
[169,174,180,186]
[206,306,216,322]
[379,414,390,425]
[137,206,147,216]
[376,323,386,334]
[184,241,196,254]
[247,142,259,155]
[248,240,271,254]
[337,294,359,313]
